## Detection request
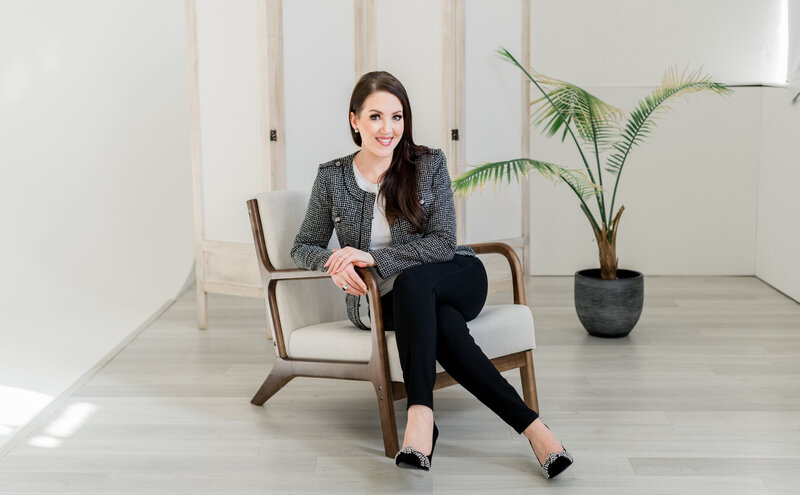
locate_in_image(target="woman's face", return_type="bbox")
[350,90,404,161]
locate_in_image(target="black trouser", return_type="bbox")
[378,254,539,434]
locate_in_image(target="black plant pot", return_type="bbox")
[574,269,644,338]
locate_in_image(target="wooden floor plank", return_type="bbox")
[1,276,798,494]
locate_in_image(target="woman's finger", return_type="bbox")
[324,249,342,269]
[341,271,359,293]
[328,251,347,273]
[330,272,344,288]
[337,249,370,273]
[330,254,346,274]
[345,265,367,293]
[330,247,354,272]
[331,269,363,296]
[334,253,357,273]
[324,253,335,271]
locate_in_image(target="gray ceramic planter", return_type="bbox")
[574,269,644,338]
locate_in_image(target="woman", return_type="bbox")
[290,71,573,479]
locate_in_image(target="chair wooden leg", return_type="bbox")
[520,349,540,414]
[251,358,294,405]
[373,376,399,458]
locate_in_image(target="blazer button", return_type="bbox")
[334,216,341,222]
[419,199,425,205]
[335,161,341,166]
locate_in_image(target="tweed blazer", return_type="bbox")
[290,147,475,329]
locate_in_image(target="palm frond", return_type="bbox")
[605,66,732,176]
[452,158,599,200]
[529,74,624,154]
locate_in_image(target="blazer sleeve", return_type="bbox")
[290,167,335,272]
[369,150,457,278]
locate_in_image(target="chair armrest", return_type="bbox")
[267,269,330,281]
[467,242,527,306]
[261,268,330,359]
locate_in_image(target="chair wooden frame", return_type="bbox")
[246,197,540,458]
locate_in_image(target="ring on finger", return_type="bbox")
[341,283,349,291]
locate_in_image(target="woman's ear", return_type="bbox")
[349,111,358,131]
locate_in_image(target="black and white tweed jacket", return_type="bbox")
[290,148,475,329]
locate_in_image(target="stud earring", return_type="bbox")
[354,129,359,133]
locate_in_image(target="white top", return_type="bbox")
[352,162,397,296]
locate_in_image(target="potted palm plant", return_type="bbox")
[453,48,732,338]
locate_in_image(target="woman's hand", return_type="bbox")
[329,262,368,296]
[324,247,376,275]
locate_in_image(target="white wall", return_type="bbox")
[0,1,194,450]
[756,87,800,302]
[526,0,785,275]
[196,0,262,243]
[285,0,355,191]
[376,0,445,152]
[463,0,523,244]
[530,0,787,85]
[530,87,761,275]
[755,0,800,302]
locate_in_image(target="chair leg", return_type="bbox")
[520,349,540,415]
[251,358,294,405]
[373,376,399,458]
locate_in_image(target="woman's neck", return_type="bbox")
[354,149,391,184]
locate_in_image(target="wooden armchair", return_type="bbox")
[246,191,539,458]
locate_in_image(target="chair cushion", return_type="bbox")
[287,304,535,382]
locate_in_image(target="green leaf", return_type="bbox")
[606,66,733,177]
[452,158,599,200]
[525,69,624,155]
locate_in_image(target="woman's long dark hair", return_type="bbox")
[349,71,429,233]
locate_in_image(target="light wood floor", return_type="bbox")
[1,276,799,494]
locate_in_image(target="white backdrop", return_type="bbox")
[196,0,262,243]
[284,0,355,191]
[530,0,788,85]
[530,87,761,275]
[463,0,524,244]
[0,0,194,450]
[526,0,786,276]
[191,0,793,279]
[376,0,445,152]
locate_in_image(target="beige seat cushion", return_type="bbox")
[287,304,535,382]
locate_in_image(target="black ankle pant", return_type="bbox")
[378,254,539,434]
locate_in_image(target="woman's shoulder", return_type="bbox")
[416,146,442,159]
[318,151,357,172]
[414,147,446,179]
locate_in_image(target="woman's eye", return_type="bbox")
[370,114,380,120]
[393,115,403,121]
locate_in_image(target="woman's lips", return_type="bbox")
[376,137,393,146]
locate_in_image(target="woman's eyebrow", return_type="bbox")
[368,109,403,114]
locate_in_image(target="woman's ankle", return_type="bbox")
[523,418,541,442]
[407,405,434,423]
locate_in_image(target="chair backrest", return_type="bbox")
[255,190,314,270]
[253,191,348,351]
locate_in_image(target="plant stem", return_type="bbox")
[562,177,602,234]
[586,101,608,227]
